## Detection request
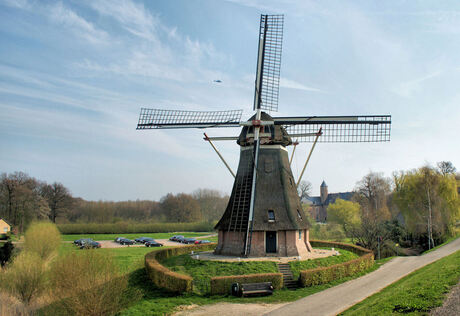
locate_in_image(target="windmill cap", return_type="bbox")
[321,180,327,187]
[237,111,292,147]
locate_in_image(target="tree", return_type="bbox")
[40,182,73,223]
[393,166,459,249]
[160,193,202,222]
[354,172,391,221]
[437,161,456,176]
[298,180,312,200]
[327,199,361,235]
[0,172,50,232]
[192,189,228,222]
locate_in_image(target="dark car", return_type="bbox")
[169,235,184,242]
[182,238,197,244]
[135,237,154,244]
[119,238,135,245]
[145,240,163,247]
[80,241,101,249]
[114,237,126,243]
[175,236,186,243]
[74,238,93,246]
[194,240,211,244]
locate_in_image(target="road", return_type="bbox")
[265,237,460,316]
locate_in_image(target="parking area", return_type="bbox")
[96,239,179,248]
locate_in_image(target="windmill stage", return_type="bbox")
[137,14,391,259]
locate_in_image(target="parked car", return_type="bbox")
[135,237,154,244]
[182,238,197,244]
[114,237,125,243]
[119,238,135,245]
[169,235,184,242]
[80,241,101,249]
[175,236,186,243]
[74,238,93,246]
[145,240,163,247]
[194,240,211,244]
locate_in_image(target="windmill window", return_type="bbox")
[268,210,275,222]
[289,177,293,186]
[297,209,302,220]
[299,230,302,240]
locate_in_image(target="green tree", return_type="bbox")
[327,198,361,234]
[393,166,459,248]
[24,222,61,261]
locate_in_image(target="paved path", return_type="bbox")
[265,238,460,316]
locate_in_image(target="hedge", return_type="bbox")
[210,273,283,295]
[58,222,214,234]
[299,240,374,287]
[144,243,217,293]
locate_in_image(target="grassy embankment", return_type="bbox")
[341,250,460,315]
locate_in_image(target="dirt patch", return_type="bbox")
[173,302,287,316]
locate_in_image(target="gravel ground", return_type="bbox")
[430,281,460,316]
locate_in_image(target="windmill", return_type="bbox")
[137,15,391,257]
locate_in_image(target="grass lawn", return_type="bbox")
[341,250,460,315]
[289,248,359,279]
[160,254,279,293]
[61,232,215,242]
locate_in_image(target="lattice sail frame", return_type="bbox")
[136,108,243,129]
[255,14,283,112]
[278,115,391,143]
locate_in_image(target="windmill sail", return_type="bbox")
[254,14,284,112]
[274,115,391,142]
[136,108,243,129]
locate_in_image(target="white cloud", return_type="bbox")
[49,2,109,45]
[280,77,324,93]
[392,70,443,98]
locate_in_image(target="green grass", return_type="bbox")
[289,248,359,279]
[61,232,215,242]
[160,254,279,293]
[341,250,460,315]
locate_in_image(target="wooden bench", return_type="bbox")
[239,282,274,297]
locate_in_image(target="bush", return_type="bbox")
[57,221,214,234]
[1,251,47,306]
[299,241,374,288]
[210,273,283,295]
[50,250,133,316]
[0,240,14,267]
[24,221,61,261]
[144,243,217,293]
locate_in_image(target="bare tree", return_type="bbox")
[354,172,391,220]
[298,180,312,200]
[436,161,456,176]
[40,182,73,223]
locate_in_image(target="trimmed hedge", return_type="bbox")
[58,222,214,234]
[144,243,216,293]
[210,273,283,295]
[299,240,374,287]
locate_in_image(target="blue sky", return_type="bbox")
[1,0,459,201]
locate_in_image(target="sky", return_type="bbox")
[1,0,459,201]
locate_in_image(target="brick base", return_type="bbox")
[214,229,312,257]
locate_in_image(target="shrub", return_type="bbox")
[24,221,61,261]
[50,250,133,316]
[57,221,214,234]
[0,240,15,267]
[144,243,216,293]
[1,251,47,306]
[210,273,283,295]
[300,252,374,287]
